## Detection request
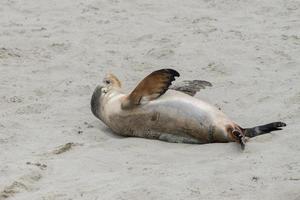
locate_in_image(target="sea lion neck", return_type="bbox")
[105,87,124,100]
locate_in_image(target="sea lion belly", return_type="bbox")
[106,90,232,143]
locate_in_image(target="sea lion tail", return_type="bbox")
[244,122,286,138]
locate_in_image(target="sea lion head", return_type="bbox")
[102,73,122,88]
[91,73,122,120]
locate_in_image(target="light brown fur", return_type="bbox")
[91,69,285,148]
[122,69,179,109]
[103,73,122,88]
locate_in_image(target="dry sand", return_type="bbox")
[0,0,300,199]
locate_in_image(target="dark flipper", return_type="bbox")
[169,80,212,96]
[244,122,286,138]
[231,129,246,150]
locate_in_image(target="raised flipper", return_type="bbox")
[121,69,180,109]
[169,80,212,96]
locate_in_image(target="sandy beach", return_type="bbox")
[0,0,300,199]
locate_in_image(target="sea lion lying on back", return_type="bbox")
[91,69,286,149]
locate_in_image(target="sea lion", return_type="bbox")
[91,69,286,149]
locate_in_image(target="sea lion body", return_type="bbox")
[91,69,286,148]
[94,88,235,144]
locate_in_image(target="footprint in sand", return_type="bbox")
[202,62,227,75]
[146,48,175,59]
[281,34,300,45]
[0,171,42,200]
[0,48,21,59]
[52,142,83,155]
[49,42,71,53]
[1,96,23,103]
[132,34,153,47]
[26,162,47,170]
[286,92,300,104]
[16,103,50,115]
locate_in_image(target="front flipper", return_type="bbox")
[170,80,212,96]
[121,69,180,109]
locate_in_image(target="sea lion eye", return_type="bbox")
[104,79,111,85]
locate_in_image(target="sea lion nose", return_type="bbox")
[101,87,108,94]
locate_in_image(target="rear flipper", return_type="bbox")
[244,122,286,138]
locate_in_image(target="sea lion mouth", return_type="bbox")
[91,85,103,120]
